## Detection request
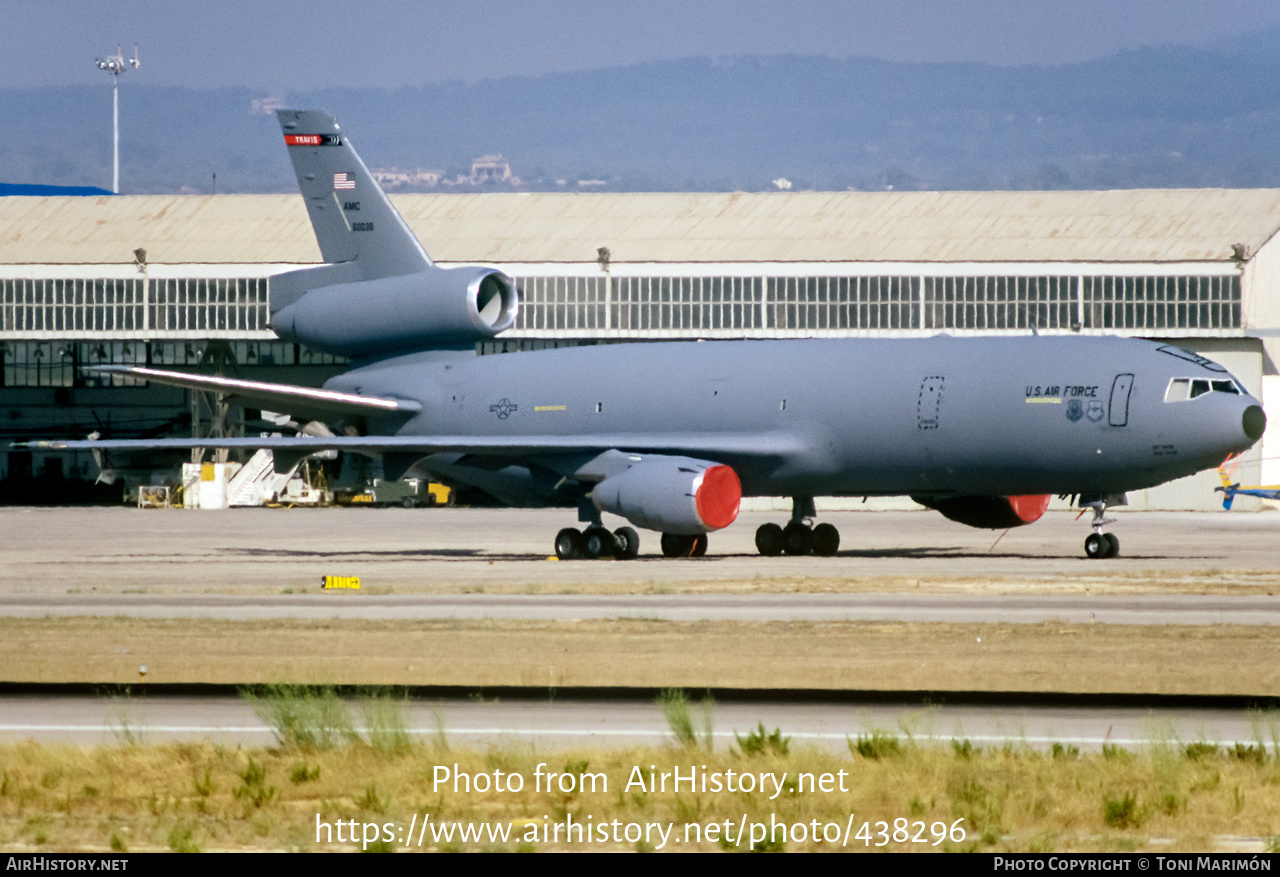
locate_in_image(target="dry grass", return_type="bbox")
[3,617,1280,695]
[3,732,1280,852]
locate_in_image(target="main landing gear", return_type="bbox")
[552,526,712,559]
[555,525,641,560]
[1080,500,1120,559]
[755,497,840,557]
[660,533,708,558]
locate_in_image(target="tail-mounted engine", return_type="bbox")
[270,266,518,358]
[591,455,742,535]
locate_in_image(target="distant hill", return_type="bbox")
[5,38,1280,194]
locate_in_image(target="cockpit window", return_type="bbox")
[1165,377,1242,402]
[1165,379,1189,402]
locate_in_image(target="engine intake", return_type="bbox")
[270,265,518,357]
[592,456,741,535]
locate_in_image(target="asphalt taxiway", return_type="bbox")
[3,506,1278,743]
[4,506,1279,599]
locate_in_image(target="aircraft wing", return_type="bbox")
[25,365,803,475]
[14,431,803,460]
[85,365,422,418]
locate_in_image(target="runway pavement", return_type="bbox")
[0,693,1272,751]
[4,592,1280,624]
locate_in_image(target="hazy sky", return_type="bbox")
[8,0,1280,91]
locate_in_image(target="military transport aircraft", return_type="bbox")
[18,110,1267,560]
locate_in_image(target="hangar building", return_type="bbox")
[1,189,1277,509]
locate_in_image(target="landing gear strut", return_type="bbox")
[755,497,840,557]
[1081,501,1120,559]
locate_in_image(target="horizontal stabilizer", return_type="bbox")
[86,365,422,418]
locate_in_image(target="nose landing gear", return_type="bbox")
[1080,501,1120,559]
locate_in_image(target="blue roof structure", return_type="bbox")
[0,183,114,197]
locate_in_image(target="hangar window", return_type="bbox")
[148,277,269,335]
[502,269,1240,338]
[610,276,765,332]
[923,276,1074,330]
[512,274,920,335]
[515,276,608,331]
[1083,275,1240,330]
[0,278,145,334]
[0,276,270,339]
[768,276,916,331]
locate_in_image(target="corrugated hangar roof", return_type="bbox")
[3,189,1280,265]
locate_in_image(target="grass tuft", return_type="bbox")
[1052,742,1080,761]
[289,762,321,783]
[233,757,278,808]
[735,723,790,758]
[167,822,201,853]
[1102,790,1143,829]
[850,731,901,760]
[192,767,214,798]
[358,687,412,759]
[106,688,144,747]
[1102,743,1131,762]
[357,783,390,814]
[658,688,714,750]
[242,684,355,750]
[1183,741,1219,761]
[1232,742,1266,765]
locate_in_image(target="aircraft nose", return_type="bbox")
[1243,404,1267,442]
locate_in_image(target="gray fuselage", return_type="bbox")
[326,334,1263,502]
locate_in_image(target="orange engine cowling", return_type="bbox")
[916,494,1051,529]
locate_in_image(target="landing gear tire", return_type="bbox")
[1084,532,1119,560]
[555,527,585,560]
[612,526,640,560]
[661,533,698,558]
[812,522,840,556]
[782,521,814,556]
[691,534,708,557]
[1104,533,1120,558]
[755,523,785,556]
[583,526,614,559]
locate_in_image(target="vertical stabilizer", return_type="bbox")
[277,109,432,279]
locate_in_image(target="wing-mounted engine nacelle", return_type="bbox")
[270,265,518,357]
[913,494,1051,529]
[590,454,742,535]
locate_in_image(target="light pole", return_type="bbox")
[94,45,140,194]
